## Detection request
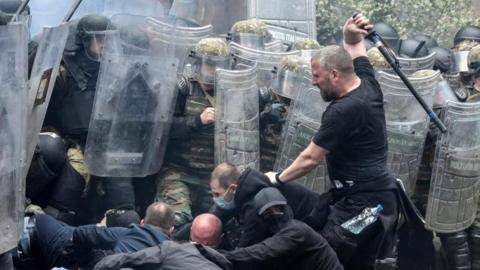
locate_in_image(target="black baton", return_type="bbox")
[62,0,84,23]
[352,14,447,133]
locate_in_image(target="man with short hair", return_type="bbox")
[15,202,174,269]
[191,214,223,248]
[93,214,232,270]
[264,14,399,269]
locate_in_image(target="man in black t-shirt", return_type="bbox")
[265,14,399,269]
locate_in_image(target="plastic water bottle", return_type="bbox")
[341,204,384,235]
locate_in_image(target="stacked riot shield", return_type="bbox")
[378,70,440,195]
[0,23,28,254]
[274,74,331,193]
[25,24,69,173]
[230,42,299,90]
[425,101,480,233]
[264,40,285,52]
[84,14,179,177]
[169,0,248,35]
[145,17,213,75]
[248,0,316,42]
[215,65,259,171]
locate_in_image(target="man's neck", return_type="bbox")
[338,75,361,98]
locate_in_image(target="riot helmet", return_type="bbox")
[291,39,321,62]
[372,22,400,51]
[454,26,480,46]
[398,39,429,58]
[291,39,321,50]
[229,19,270,50]
[0,0,30,23]
[76,15,113,61]
[452,40,480,73]
[367,47,390,69]
[430,46,453,73]
[190,37,230,86]
[468,45,480,70]
[413,35,438,50]
[272,55,308,100]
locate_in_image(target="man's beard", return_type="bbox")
[320,85,336,102]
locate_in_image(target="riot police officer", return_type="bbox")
[156,37,231,227]
[260,55,309,172]
[33,15,112,224]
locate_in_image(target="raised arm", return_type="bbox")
[342,14,372,59]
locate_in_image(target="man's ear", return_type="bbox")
[230,183,238,193]
[169,226,174,237]
[140,219,145,225]
[331,69,339,79]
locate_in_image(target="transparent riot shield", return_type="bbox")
[230,42,299,91]
[25,24,69,173]
[378,70,440,195]
[274,74,331,193]
[298,49,321,62]
[102,0,169,18]
[248,0,316,40]
[145,17,213,75]
[169,0,248,34]
[381,52,437,75]
[84,14,179,177]
[215,65,260,171]
[0,23,28,254]
[264,40,285,52]
[425,101,480,233]
[30,0,169,36]
[29,0,74,36]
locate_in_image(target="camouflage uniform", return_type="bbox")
[156,38,230,226]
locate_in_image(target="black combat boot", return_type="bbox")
[440,231,472,270]
[468,227,480,270]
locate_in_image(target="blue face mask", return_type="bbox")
[213,196,235,210]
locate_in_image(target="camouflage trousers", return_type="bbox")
[155,166,213,227]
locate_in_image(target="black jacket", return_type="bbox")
[215,168,322,247]
[73,223,169,253]
[224,220,343,270]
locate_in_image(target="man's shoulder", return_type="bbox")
[326,94,366,118]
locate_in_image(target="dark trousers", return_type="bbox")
[0,252,14,270]
[35,214,75,269]
[280,182,398,270]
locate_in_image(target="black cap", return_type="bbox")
[254,187,287,215]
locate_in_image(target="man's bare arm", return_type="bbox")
[272,142,328,183]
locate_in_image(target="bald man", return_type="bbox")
[190,214,223,248]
